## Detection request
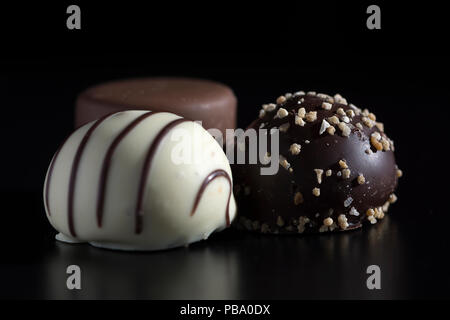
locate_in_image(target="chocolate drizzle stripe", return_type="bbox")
[191,169,232,227]
[67,114,112,237]
[135,118,190,234]
[96,111,160,228]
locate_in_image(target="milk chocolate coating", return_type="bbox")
[75,77,237,135]
[233,93,399,234]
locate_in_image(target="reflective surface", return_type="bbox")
[2,193,447,299]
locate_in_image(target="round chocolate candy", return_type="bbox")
[75,77,237,136]
[44,110,236,251]
[233,91,401,234]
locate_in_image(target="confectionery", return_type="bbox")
[44,110,236,251]
[75,77,237,136]
[233,91,401,234]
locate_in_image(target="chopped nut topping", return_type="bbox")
[375,122,384,132]
[362,109,370,117]
[305,140,310,144]
[306,91,316,96]
[324,217,333,226]
[338,122,351,137]
[349,207,360,216]
[336,108,346,116]
[357,174,366,185]
[294,91,305,97]
[279,122,290,132]
[339,159,348,169]
[382,202,390,213]
[338,214,349,229]
[374,207,384,219]
[327,126,336,135]
[280,156,291,170]
[294,192,304,205]
[319,119,331,135]
[368,215,377,224]
[381,137,390,151]
[328,115,340,125]
[276,96,286,104]
[397,169,403,178]
[346,109,355,118]
[277,216,285,227]
[263,103,276,112]
[349,103,361,115]
[259,109,266,118]
[362,116,375,128]
[322,102,332,110]
[289,143,301,155]
[312,187,320,197]
[388,193,397,203]
[297,107,306,118]
[344,196,353,207]
[368,112,376,121]
[370,134,383,151]
[305,111,317,122]
[326,169,332,176]
[314,169,324,184]
[276,107,289,119]
[356,122,363,130]
[342,169,351,179]
[366,208,375,217]
[334,94,347,105]
[341,115,350,123]
[336,171,342,177]
[295,115,305,126]
[285,93,292,99]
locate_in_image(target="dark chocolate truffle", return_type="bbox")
[75,77,237,136]
[233,91,401,234]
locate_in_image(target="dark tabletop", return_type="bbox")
[1,190,447,300]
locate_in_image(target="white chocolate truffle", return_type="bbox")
[43,110,236,251]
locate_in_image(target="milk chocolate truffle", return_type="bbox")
[44,110,236,251]
[234,91,401,234]
[75,77,237,136]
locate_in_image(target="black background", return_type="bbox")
[1,1,449,300]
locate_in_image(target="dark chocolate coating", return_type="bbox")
[233,93,399,234]
[75,77,237,135]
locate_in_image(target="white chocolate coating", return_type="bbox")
[43,110,236,251]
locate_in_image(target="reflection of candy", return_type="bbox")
[234,92,401,234]
[44,110,236,251]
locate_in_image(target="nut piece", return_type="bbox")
[314,169,324,184]
[259,109,266,118]
[338,214,349,230]
[322,102,332,110]
[327,126,336,135]
[325,169,332,176]
[263,103,276,112]
[357,174,366,185]
[319,119,331,135]
[305,111,317,122]
[295,115,305,126]
[276,96,286,104]
[294,192,304,205]
[339,159,348,169]
[323,217,333,226]
[366,208,375,217]
[289,143,301,155]
[342,168,351,179]
[338,122,351,137]
[297,107,306,118]
[328,115,340,125]
[276,108,289,119]
[397,169,403,178]
[312,187,320,197]
[388,193,398,203]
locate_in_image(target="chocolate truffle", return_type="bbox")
[75,77,237,136]
[44,110,236,251]
[233,91,401,234]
